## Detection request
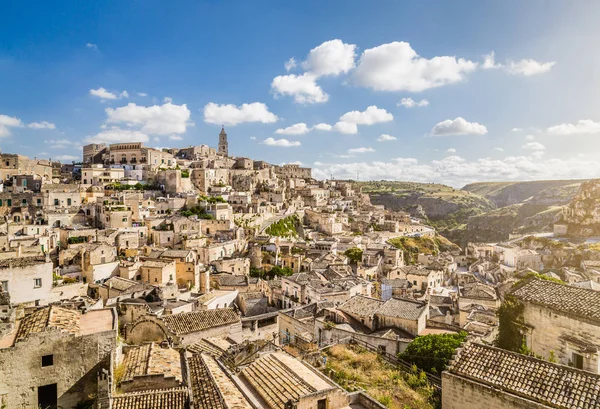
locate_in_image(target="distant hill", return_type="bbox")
[461,180,586,207]
[360,179,589,245]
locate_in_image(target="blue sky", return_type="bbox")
[1,1,600,186]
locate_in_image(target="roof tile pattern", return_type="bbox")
[15,306,80,342]
[161,308,239,335]
[111,387,189,409]
[449,343,600,409]
[511,278,600,322]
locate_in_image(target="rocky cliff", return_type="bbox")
[462,180,584,207]
[560,179,600,236]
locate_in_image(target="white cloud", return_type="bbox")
[84,128,149,144]
[447,148,456,153]
[106,102,191,135]
[85,43,98,50]
[89,87,129,101]
[261,137,301,147]
[249,136,257,140]
[28,121,56,130]
[525,134,535,141]
[0,114,23,138]
[353,41,478,92]
[312,154,600,186]
[523,142,546,151]
[54,155,79,161]
[313,123,332,131]
[137,92,148,97]
[482,51,501,69]
[511,127,523,132]
[333,121,358,134]
[494,147,505,152]
[348,147,375,154]
[505,59,556,76]
[285,57,297,71]
[482,51,555,76]
[163,96,173,103]
[547,119,600,136]
[169,135,183,141]
[339,105,393,125]
[272,39,355,104]
[203,102,278,126]
[45,139,72,148]
[398,97,429,108]
[275,123,310,135]
[302,39,356,77]
[377,134,396,142]
[271,73,328,104]
[431,117,487,136]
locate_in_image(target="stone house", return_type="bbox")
[140,259,177,286]
[212,257,250,275]
[511,278,600,373]
[0,255,53,306]
[125,308,242,345]
[442,341,600,409]
[0,306,117,409]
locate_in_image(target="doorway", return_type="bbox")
[38,383,57,409]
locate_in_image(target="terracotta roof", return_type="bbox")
[448,342,600,409]
[511,278,600,322]
[122,343,182,384]
[377,297,428,321]
[188,355,226,409]
[15,306,80,342]
[161,308,239,335]
[111,387,189,409]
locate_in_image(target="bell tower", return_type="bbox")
[218,126,228,156]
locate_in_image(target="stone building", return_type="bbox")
[218,126,228,156]
[0,306,117,409]
[442,342,600,409]
[125,308,242,345]
[511,278,600,373]
[0,255,53,306]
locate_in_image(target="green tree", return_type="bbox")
[496,294,525,352]
[399,332,467,374]
[344,247,363,264]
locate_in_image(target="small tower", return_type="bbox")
[218,126,228,157]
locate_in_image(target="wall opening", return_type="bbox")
[37,383,57,409]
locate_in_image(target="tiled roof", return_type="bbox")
[189,355,226,409]
[15,305,80,342]
[338,295,383,317]
[104,276,138,292]
[111,387,189,409]
[462,282,497,300]
[448,342,600,409]
[122,343,182,384]
[511,278,600,322]
[161,308,239,335]
[216,275,248,287]
[377,297,428,321]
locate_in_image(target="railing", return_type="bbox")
[349,337,442,389]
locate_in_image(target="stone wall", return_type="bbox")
[442,372,549,409]
[0,327,116,409]
[522,302,600,373]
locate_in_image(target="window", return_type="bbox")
[22,199,27,205]
[0,199,2,206]
[67,198,71,206]
[572,352,584,369]
[37,198,41,205]
[41,354,54,367]
[6,199,11,207]
[0,281,8,292]
[54,199,59,206]
[34,278,42,288]
[169,274,173,281]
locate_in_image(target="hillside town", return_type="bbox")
[0,130,599,409]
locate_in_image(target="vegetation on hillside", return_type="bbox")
[179,205,214,219]
[387,235,459,264]
[265,214,299,237]
[323,344,436,409]
[250,265,294,279]
[399,332,467,374]
[344,247,363,264]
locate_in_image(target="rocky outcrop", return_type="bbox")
[559,179,600,236]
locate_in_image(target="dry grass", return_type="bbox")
[323,345,435,409]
